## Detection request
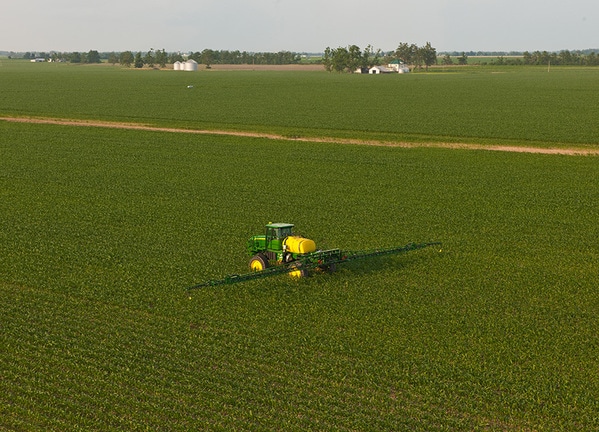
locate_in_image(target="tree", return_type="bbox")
[585,52,599,66]
[120,51,134,67]
[420,42,437,71]
[86,50,101,63]
[108,52,119,65]
[348,45,362,72]
[442,54,453,65]
[363,44,382,68]
[201,49,215,68]
[155,49,167,68]
[168,52,184,63]
[188,51,202,63]
[323,47,333,72]
[458,52,468,65]
[134,52,144,68]
[144,49,155,67]
[331,47,350,72]
[411,44,424,70]
[395,42,415,64]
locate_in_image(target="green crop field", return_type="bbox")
[1,61,599,147]
[1,62,599,430]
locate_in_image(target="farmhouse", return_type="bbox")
[388,59,410,73]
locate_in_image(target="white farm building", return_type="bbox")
[388,59,410,73]
[368,65,394,74]
[174,59,198,71]
[184,59,198,71]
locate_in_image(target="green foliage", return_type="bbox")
[187,49,301,65]
[323,44,381,72]
[119,50,134,67]
[86,50,101,64]
[394,42,436,70]
[155,48,168,68]
[143,48,155,67]
[522,50,599,66]
[134,52,143,68]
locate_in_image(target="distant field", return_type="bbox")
[1,61,599,147]
[1,63,599,430]
[464,56,524,64]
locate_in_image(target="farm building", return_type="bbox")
[368,65,394,74]
[173,59,198,71]
[184,59,198,71]
[388,59,410,73]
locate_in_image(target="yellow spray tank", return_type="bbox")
[283,235,316,254]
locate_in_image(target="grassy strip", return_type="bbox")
[3,115,599,155]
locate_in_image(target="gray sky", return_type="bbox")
[3,0,598,53]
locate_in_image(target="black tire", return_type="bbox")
[249,253,269,272]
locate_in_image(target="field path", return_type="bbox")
[2,115,598,156]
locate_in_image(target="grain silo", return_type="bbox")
[173,61,182,71]
[184,59,198,71]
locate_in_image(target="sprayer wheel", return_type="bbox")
[249,253,269,272]
[288,262,308,278]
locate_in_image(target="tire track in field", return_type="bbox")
[2,115,598,156]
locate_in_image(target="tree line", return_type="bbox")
[185,49,301,66]
[22,50,104,63]
[18,46,599,68]
[504,50,599,66]
[20,49,302,68]
[438,50,599,67]
[322,42,437,72]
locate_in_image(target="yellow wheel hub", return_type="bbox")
[288,269,302,278]
[288,263,306,278]
[250,260,264,272]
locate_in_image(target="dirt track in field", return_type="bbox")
[2,115,598,156]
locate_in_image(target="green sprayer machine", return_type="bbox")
[187,223,441,290]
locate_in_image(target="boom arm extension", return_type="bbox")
[187,241,441,291]
[341,241,442,262]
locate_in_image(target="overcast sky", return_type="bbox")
[2,0,598,53]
